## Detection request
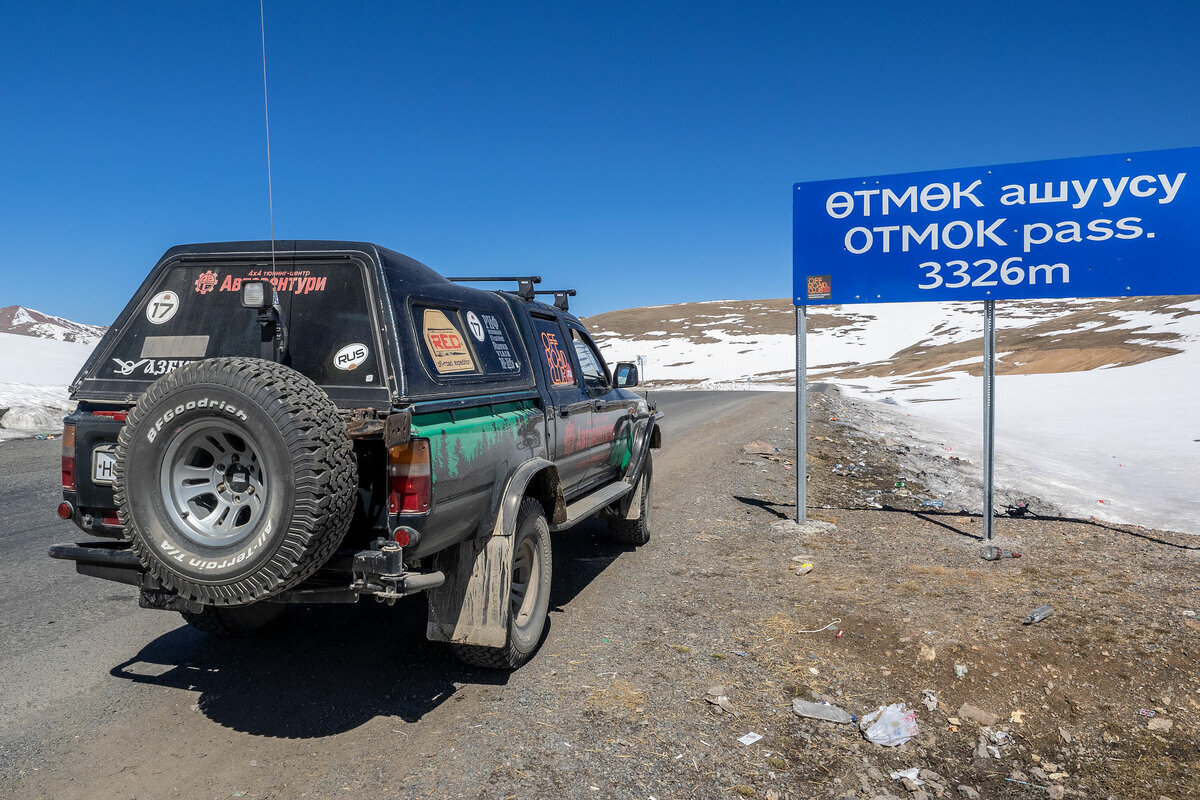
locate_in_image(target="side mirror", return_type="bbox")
[614,362,639,388]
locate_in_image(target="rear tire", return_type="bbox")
[452,497,552,669]
[181,602,285,637]
[608,452,652,546]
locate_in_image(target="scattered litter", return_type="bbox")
[895,479,907,488]
[792,698,853,724]
[954,664,968,679]
[1005,777,1048,790]
[738,732,763,746]
[732,650,747,657]
[742,441,779,455]
[1137,708,1156,718]
[956,703,999,726]
[981,727,1011,746]
[797,618,841,635]
[981,545,1021,561]
[921,690,938,712]
[704,685,738,717]
[1022,605,1053,625]
[793,562,812,575]
[1009,710,1026,724]
[860,703,919,747]
[1183,610,1196,617]
[835,629,844,639]
[1005,502,1030,517]
[889,767,924,785]
[920,499,944,509]
[986,745,1001,759]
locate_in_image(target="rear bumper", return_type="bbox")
[49,541,147,587]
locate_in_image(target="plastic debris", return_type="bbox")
[921,689,938,712]
[920,499,944,509]
[1138,708,1156,718]
[981,545,1021,561]
[954,664,968,679]
[704,685,738,717]
[792,698,853,724]
[889,767,924,785]
[895,479,907,488]
[794,562,813,576]
[738,732,762,746]
[1022,605,1053,625]
[860,703,919,747]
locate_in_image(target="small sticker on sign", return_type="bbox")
[334,343,368,371]
[146,291,180,324]
[807,275,831,301]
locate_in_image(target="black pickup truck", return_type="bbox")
[51,241,661,668]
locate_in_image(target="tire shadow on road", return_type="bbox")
[104,518,631,739]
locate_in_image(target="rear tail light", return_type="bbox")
[101,511,122,528]
[388,439,431,514]
[61,424,76,491]
[93,410,128,422]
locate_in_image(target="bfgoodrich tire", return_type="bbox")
[114,358,357,606]
[452,497,553,670]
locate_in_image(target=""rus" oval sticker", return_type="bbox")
[334,342,368,371]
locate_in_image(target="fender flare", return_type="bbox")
[494,457,564,535]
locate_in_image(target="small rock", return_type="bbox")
[919,770,944,784]
[1048,787,1065,800]
[1147,717,1173,733]
[867,766,886,781]
[956,703,999,726]
[901,778,922,792]
[1059,727,1073,743]
[919,644,936,662]
[954,664,968,679]
[956,786,980,800]
[1010,770,1028,782]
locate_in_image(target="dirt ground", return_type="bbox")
[4,390,1197,799]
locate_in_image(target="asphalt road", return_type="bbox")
[0,390,768,798]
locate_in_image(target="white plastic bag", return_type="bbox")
[860,703,919,747]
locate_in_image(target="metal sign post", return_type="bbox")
[795,306,807,523]
[982,300,996,540]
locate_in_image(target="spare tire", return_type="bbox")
[114,357,357,606]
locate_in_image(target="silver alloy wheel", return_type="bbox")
[510,535,541,629]
[159,419,268,548]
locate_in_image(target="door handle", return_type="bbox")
[592,400,604,411]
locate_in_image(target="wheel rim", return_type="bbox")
[159,419,269,548]
[510,535,541,629]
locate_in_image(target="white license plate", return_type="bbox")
[92,448,117,485]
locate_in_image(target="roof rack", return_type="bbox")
[534,289,577,311]
[446,275,541,301]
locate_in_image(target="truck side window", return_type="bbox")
[530,315,576,388]
[570,328,609,389]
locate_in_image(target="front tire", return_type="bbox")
[608,452,652,546]
[452,497,552,669]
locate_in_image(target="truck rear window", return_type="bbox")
[97,261,381,388]
[413,304,524,381]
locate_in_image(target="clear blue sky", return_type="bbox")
[2,1,1197,323]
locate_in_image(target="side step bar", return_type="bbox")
[550,481,633,532]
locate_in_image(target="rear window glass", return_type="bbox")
[100,262,380,387]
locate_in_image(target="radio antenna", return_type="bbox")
[258,0,276,271]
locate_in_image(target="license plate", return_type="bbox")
[92,447,117,485]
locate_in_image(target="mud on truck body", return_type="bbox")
[51,241,661,668]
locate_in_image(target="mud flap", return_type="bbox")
[425,531,513,647]
[623,471,647,520]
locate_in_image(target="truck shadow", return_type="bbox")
[108,519,627,738]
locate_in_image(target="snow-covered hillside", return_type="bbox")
[0,330,96,438]
[0,305,105,345]
[587,296,1200,534]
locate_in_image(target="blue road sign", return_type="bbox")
[793,147,1200,306]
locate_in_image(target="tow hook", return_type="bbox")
[351,539,445,605]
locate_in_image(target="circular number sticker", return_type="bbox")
[146,291,179,324]
[466,311,485,342]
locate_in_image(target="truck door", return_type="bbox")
[564,322,636,490]
[527,313,593,497]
